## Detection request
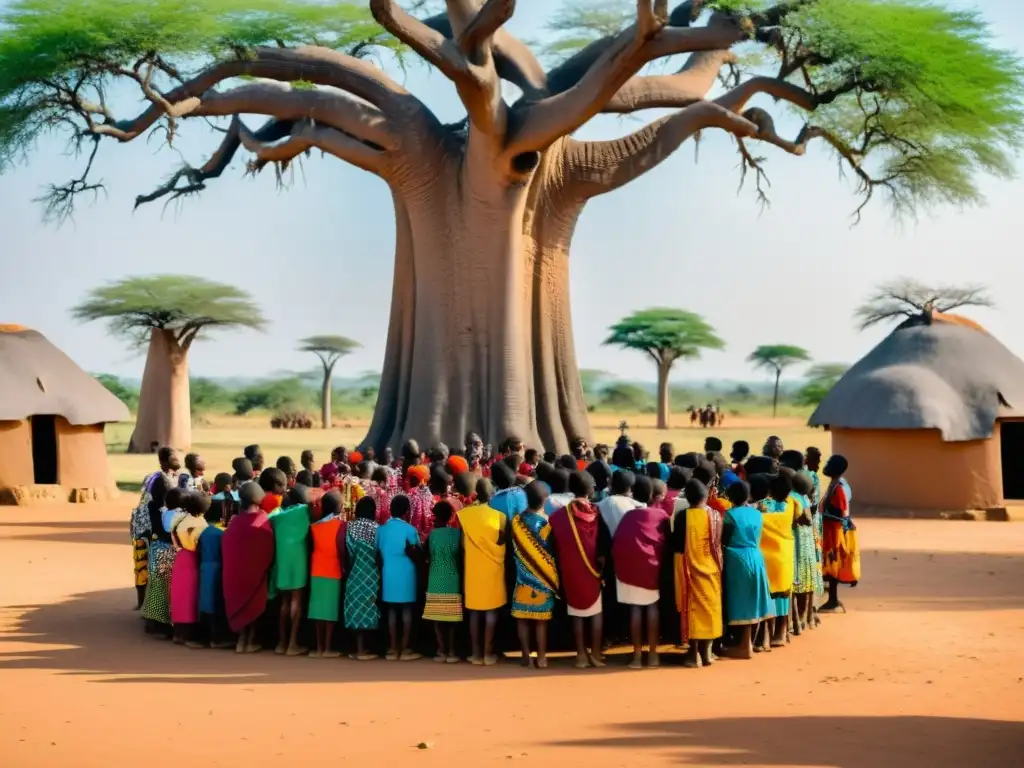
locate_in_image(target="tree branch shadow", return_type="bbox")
[547,716,1024,767]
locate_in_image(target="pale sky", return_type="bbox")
[1,0,1022,387]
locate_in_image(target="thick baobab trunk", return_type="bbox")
[320,370,333,430]
[362,148,593,455]
[128,328,191,453]
[657,361,671,430]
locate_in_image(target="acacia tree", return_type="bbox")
[854,278,995,330]
[299,335,361,428]
[71,276,265,452]
[794,362,848,407]
[4,0,1022,452]
[606,308,724,429]
[747,344,811,417]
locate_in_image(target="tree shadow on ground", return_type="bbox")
[546,715,1024,767]
[4,520,126,546]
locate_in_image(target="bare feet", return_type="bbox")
[434,653,447,664]
[356,653,379,661]
[274,643,287,655]
[588,653,606,668]
[235,637,246,654]
[185,641,206,650]
[536,657,549,669]
[308,650,323,659]
[483,655,498,666]
[682,656,701,669]
[446,654,460,664]
[818,600,845,614]
[286,645,309,657]
[322,650,341,659]
[244,643,262,654]
[469,655,483,666]
[575,654,590,670]
[720,644,754,660]
[385,650,398,661]
[400,651,423,661]
[521,656,534,669]
[648,651,660,669]
[628,655,643,670]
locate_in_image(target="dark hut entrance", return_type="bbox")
[1000,421,1024,500]
[30,415,58,485]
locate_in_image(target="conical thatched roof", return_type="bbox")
[809,317,1024,442]
[0,327,130,425]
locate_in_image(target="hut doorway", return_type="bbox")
[1000,421,1024,500]
[30,415,58,485]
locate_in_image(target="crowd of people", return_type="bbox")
[129,433,861,669]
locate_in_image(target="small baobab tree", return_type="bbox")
[71,276,265,452]
[747,344,811,418]
[605,308,724,430]
[299,335,361,428]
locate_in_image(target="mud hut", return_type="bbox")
[809,313,1024,517]
[0,325,129,504]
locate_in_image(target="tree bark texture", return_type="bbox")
[657,360,671,431]
[773,369,781,418]
[321,367,334,430]
[128,329,191,453]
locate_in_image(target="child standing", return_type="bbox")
[171,493,209,648]
[511,481,559,669]
[820,455,860,612]
[344,496,381,660]
[309,490,345,658]
[423,501,463,662]
[222,482,276,654]
[759,473,798,647]
[270,486,312,656]
[199,487,232,648]
[378,494,422,661]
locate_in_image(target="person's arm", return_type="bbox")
[670,508,688,555]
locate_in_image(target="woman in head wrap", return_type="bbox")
[819,455,859,613]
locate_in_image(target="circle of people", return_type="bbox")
[130,433,861,669]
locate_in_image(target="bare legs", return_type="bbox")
[235,623,260,654]
[385,605,421,661]
[311,620,340,658]
[571,614,605,669]
[433,623,458,662]
[353,630,377,661]
[275,590,307,656]
[721,625,754,659]
[135,585,146,610]
[628,604,660,669]
[469,610,499,665]
[819,579,844,613]
[516,619,550,668]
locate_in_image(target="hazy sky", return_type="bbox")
[2,0,1022,387]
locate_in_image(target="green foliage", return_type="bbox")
[785,0,1024,213]
[540,0,636,60]
[0,0,394,172]
[232,376,307,415]
[94,373,139,411]
[605,308,725,366]
[190,377,235,414]
[598,382,655,413]
[794,363,848,406]
[747,345,812,376]
[298,334,361,371]
[70,275,265,346]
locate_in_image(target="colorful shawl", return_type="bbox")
[512,510,559,594]
[348,517,378,546]
[409,485,435,540]
[221,510,275,632]
[549,500,602,610]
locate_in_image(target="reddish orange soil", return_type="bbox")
[2,502,1023,767]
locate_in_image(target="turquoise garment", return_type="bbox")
[721,504,773,625]
[198,526,225,616]
[377,518,419,604]
[490,487,528,519]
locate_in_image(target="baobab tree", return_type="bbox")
[299,335,361,428]
[71,276,265,452]
[854,278,995,330]
[747,344,811,417]
[4,0,1022,452]
[605,308,724,429]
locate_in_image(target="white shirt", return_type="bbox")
[597,494,643,537]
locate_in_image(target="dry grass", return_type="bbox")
[105,412,829,488]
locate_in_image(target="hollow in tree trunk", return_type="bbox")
[657,360,671,431]
[128,328,191,453]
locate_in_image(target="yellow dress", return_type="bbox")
[759,498,797,594]
[673,506,723,641]
[457,503,508,611]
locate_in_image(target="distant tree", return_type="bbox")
[599,382,654,413]
[854,278,994,330]
[190,378,234,415]
[579,369,610,400]
[795,363,849,407]
[748,345,812,418]
[233,377,309,416]
[299,335,361,429]
[605,308,724,430]
[71,276,264,452]
[94,374,140,412]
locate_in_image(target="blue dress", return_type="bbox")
[198,526,225,616]
[377,518,419,604]
[490,487,528,519]
[722,505,773,625]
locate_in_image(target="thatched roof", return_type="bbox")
[809,318,1024,442]
[0,327,130,425]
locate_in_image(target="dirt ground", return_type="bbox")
[2,501,1023,767]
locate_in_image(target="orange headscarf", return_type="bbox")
[349,451,364,465]
[446,456,469,475]
[406,464,430,486]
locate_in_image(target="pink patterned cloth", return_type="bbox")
[408,486,435,542]
[365,481,394,525]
